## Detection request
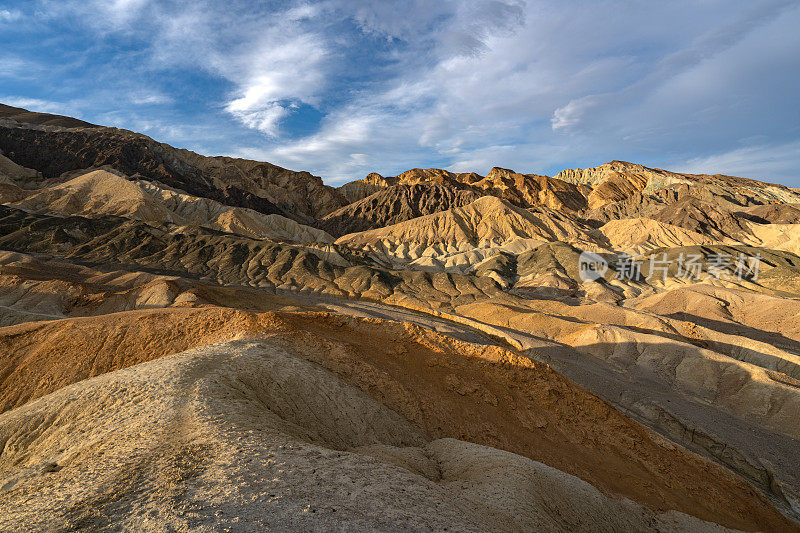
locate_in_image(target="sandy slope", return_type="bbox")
[0,339,740,532]
[744,221,800,255]
[335,196,603,270]
[451,288,800,437]
[5,170,333,243]
[0,308,794,531]
[597,217,720,253]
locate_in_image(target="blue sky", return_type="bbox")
[1,0,799,186]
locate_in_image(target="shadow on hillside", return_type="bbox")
[664,312,800,355]
[523,336,800,524]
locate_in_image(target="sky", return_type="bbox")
[1,0,799,186]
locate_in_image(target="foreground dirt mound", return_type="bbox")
[0,308,793,531]
[0,338,738,532]
[0,308,272,412]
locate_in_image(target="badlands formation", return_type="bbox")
[1,103,800,531]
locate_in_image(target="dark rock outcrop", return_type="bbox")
[743,203,800,224]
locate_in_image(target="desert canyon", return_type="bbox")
[1,102,800,532]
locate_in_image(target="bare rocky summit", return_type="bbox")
[321,181,480,236]
[339,166,588,212]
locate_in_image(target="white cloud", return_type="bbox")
[220,31,329,136]
[0,8,22,22]
[227,104,291,138]
[242,109,388,179]
[56,1,332,137]
[0,55,33,78]
[0,96,74,114]
[551,97,598,132]
[216,0,800,183]
[103,0,149,26]
[677,140,800,184]
[35,0,148,32]
[129,91,173,105]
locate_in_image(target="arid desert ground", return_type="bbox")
[1,103,800,531]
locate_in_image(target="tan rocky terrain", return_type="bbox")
[1,103,800,531]
[0,308,793,531]
[334,196,604,272]
[2,169,333,243]
[321,182,481,236]
[339,166,588,212]
[555,160,800,210]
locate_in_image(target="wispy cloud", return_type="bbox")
[0,96,76,115]
[677,140,800,183]
[221,30,330,136]
[128,91,173,106]
[0,8,22,22]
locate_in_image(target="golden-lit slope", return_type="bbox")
[6,170,333,242]
[597,217,719,253]
[338,166,588,212]
[0,309,792,531]
[336,196,603,270]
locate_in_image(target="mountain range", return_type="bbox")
[1,102,800,531]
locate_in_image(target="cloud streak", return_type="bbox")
[678,140,800,184]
